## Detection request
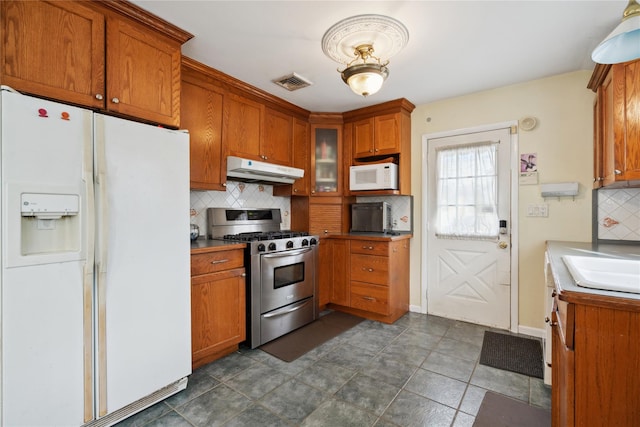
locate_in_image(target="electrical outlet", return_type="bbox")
[527,203,549,217]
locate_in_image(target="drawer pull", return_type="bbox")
[362,296,376,301]
[362,246,374,250]
[362,267,374,272]
[210,259,229,264]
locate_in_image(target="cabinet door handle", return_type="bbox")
[111,97,120,104]
[615,169,622,175]
[210,259,229,264]
[95,94,104,100]
[362,296,376,301]
[362,267,374,272]
[362,246,374,250]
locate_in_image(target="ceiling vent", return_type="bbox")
[272,72,313,91]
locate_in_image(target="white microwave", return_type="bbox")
[349,163,398,191]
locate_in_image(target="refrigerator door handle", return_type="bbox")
[82,112,96,422]
[94,116,109,416]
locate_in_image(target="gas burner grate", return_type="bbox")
[222,230,310,242]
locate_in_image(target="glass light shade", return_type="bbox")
[592,13,640,64]
[341,64,389,97]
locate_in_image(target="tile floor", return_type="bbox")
[117,312,551,427]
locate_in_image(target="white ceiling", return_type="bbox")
[132,0,625,113]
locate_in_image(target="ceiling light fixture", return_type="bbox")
[322,14,408,97]
[592,0,640,64]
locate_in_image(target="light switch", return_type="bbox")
[527,204,549,217]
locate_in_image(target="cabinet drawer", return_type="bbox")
[191,249,244,276]
[351,281,390,315]
[350,240,388,256]
[350,254,389,285]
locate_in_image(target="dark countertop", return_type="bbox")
[190,238,246,254]
[324,232,413,241]
[546,240,640,305]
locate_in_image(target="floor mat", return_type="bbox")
[259,311,363,362]
[473,391,550,427]
[479,331,543,378]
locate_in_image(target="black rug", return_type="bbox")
[479,331,543,378]
[473,391,550,427]
[259,311,364,362]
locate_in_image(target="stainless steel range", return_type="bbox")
[207,208,319,348]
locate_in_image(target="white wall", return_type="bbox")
[409,71,595,330]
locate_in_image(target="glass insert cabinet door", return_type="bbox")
[313,127,339,193]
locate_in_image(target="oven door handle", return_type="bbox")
[262,298,312,318]
[261,247,313,258]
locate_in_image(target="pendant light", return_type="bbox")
[592,0,640,64]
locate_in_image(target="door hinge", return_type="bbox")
[510,125,517,134]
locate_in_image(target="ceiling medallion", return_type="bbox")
[322,14,409,97]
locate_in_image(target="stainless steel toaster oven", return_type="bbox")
[351,202,392,233]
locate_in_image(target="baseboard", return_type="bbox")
[518,325,545,339]
[409,304,425,313]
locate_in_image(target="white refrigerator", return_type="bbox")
[0,87,191,426]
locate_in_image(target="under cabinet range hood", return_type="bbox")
[226,156,304,184]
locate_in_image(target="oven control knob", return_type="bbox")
[310,238,318,245]
[301,239,309,247]
[257,243,266,252]
[268,242,277,251]
[286,240,294,249]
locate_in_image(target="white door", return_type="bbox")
[425,127,512,329]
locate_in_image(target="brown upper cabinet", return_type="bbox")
[0,0,192,127]
[353,113,403,158]
[224,93,265,162]
[181,58,226,191]
[224,96,293,166]
[263,107,294,166]
[291,118,311,195]
[589,59,640,188]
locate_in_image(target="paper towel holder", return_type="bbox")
[540,182,579,199]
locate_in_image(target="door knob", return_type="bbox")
[498,241,509,249]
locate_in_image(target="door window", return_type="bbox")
[435,142,499,240]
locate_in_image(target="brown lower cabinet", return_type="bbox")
[190,246,246,369]
[551,290,640,426]
[320,235,410,323]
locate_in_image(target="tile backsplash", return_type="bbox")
[355,195,414,232]
[190,181,291,237]
[190,182,415,237]
[597,188,640,241]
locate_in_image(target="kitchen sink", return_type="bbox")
[563,255,640,294]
